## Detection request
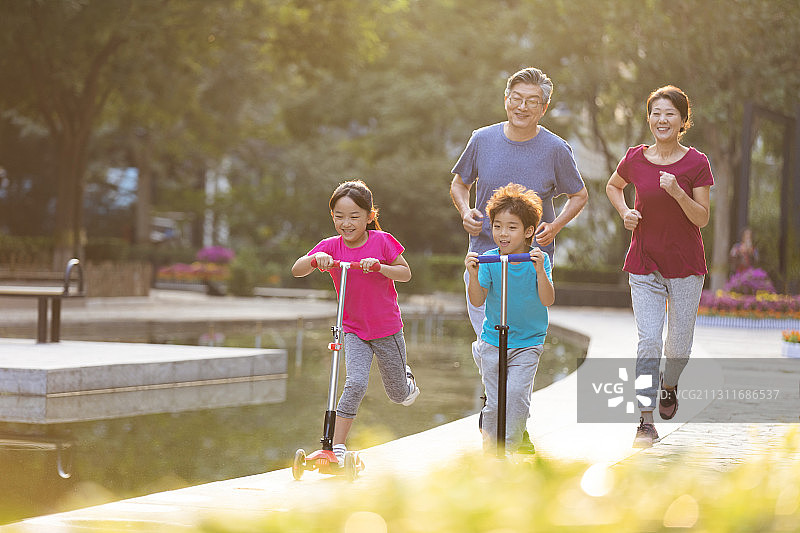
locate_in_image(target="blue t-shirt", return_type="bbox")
[478,248,551,348]
[451,123,585,258]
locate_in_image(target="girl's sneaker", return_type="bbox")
[402,365,420,406]
[632,417,659,448]
[333,443,347,463]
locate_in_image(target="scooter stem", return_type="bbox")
[321,262,350,450]
[496,255,509,457]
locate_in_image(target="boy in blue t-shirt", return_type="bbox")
[465,183,555,452]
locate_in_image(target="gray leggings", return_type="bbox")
[477,340,542,450]
[629,272,704,411]
[336,331,410,419]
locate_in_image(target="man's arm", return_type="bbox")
[534,186,588,246]
[450,175,483,236]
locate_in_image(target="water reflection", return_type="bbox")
[0,320,585,525]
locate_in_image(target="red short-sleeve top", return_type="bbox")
[616,145,714,278]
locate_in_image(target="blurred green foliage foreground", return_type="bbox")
[193,430,800,533]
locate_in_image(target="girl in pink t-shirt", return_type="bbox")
[291,180,420,463]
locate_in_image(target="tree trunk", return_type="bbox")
[132,136,152,245]
[51,115,93,269]
[706,130,734,292]
[52,135,80,269]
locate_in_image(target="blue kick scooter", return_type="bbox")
[477,253,534,458]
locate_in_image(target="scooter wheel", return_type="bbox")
[292,448,306,480]
[344,451,358,481]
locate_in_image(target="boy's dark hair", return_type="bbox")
[486,183,543,238]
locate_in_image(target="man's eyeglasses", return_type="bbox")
[507,93,545,109]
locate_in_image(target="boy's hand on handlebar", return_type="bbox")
[530,248,546,272]
[360,258,380,273]
[313,252,334,270]
[465,251,480,273]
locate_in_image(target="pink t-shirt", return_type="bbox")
[616,145,714,278]
[308,230,405,340]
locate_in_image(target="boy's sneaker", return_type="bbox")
[516,430,535,454]
[632,417,659,448]
[333,443,347,463]
[402,365,420,406]
[659,373,679,420]
[478,394,487,431]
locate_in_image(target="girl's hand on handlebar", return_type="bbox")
[313,252,334,270]
[360,258,380,273]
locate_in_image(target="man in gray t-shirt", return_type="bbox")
[451,67,587,261]
[450,67,588,405]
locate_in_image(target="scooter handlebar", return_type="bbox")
[310,257,382,272]
[476,253,533,263]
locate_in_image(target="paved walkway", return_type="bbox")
[1,292,798,530]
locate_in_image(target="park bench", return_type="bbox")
[0,259,85,343]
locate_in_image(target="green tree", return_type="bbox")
[0,0,394,266]
[525,0,800,289]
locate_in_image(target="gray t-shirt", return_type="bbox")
[451,122,585,257]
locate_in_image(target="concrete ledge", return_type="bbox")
[0,339,286,396]
[0,377,286,424]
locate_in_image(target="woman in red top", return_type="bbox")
[606,85,713,448]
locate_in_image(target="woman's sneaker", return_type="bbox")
[632,417,659,448]
[659,373,679,420]
[402,365,420,406]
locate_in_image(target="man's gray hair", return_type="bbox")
[505,67,553,103]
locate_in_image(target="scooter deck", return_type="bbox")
[292,448,365,480]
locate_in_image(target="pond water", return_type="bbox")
[0,320,585,525]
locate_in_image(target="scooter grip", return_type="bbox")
[310,257,381,271]
[477,253,533,263]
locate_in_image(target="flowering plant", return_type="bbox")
[699,290,800,319]
[724,268,775,295]
[783,330,800,344]
[157,262,230,283]
[196,246,235,264]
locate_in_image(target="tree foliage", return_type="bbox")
[1,0,797,288]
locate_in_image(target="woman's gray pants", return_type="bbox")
[629,272,704,411]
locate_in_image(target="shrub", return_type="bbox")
[699,290,800,319]
[783,330,800,343]
[196,246,235,264]
[157,262,230,283]
[199,431,800,533]
[724,268,776,295]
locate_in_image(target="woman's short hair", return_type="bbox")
[647,85,693,135]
